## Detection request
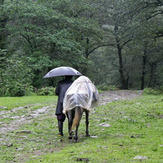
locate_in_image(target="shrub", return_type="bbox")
[37,87,55,96]
[143,87,163,95]
[25,86,37,96]
[97,84,118,91]
[0,54,34,97]
[7,83,26,97]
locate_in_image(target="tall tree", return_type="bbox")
[0,0,103,94]
[89,0,135,89]
[88,0,163,89]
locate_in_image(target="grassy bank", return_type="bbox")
[0,94,163,162]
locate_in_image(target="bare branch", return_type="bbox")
[86,44,115,58]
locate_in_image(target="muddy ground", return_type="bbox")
[99,90,142,105]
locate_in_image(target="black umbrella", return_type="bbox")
[44,66,82,78]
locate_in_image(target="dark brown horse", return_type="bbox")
[66,106,90,141]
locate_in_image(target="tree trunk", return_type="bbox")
[0,1,8,49]
[82,38,90,75]
[117,44,127,89]
[0,0,5,5]
[85,37,89,58]
[149,62,157,87]
[115,25,128,89]
[149,64,153,87]
[141,50,147,90]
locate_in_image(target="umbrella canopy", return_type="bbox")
[44,66,82,78]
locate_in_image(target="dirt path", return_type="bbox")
[0,105,56,135]
[99,90,143,105]
[0,90,142,135]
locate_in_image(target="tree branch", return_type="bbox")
[86,44,115,58]
[121,38,133,48]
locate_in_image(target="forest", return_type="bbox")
[0,0,163,96]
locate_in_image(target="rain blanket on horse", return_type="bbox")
[63,76,99,114]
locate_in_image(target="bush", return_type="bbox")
[0,85,33,97]
[37,87,55,96]
[25,86,37,96]
[143,87,163,95]
[0,54,34,97]
[6,83,26,97]
[97,84,118,91]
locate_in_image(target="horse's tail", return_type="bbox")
[71,107,83,131]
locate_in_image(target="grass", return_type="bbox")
[0,94,163,163]
[0,96,57,110]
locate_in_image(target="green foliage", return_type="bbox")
[97,84,118,91]
[24,86,37,96]
[88,0,163,89]
[0,54,33,97]
[143,87,163,95]
[37,87,55,96]
[0,0,102,95]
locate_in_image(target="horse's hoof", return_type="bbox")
[74,137,78,142]
[68,136,72,139]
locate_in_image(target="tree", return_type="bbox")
[0,0,8,49]
[127,0,163,89]
[88,0,163,89]
[88,0,135,89]
[0,0,103,95]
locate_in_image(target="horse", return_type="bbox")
[66,106,90,141]
[63,76,99,142]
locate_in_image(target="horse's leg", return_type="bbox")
[67,110,74,139]
[74,121,79,142]
[85,110,90,137]
[74,107,83,142]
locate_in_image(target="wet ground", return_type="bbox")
[99,90,143,105]
[0,90,143,135]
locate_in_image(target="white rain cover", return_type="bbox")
[63,76,99,113]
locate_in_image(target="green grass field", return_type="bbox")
[0,96,57,110]
[0,94,163,163]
